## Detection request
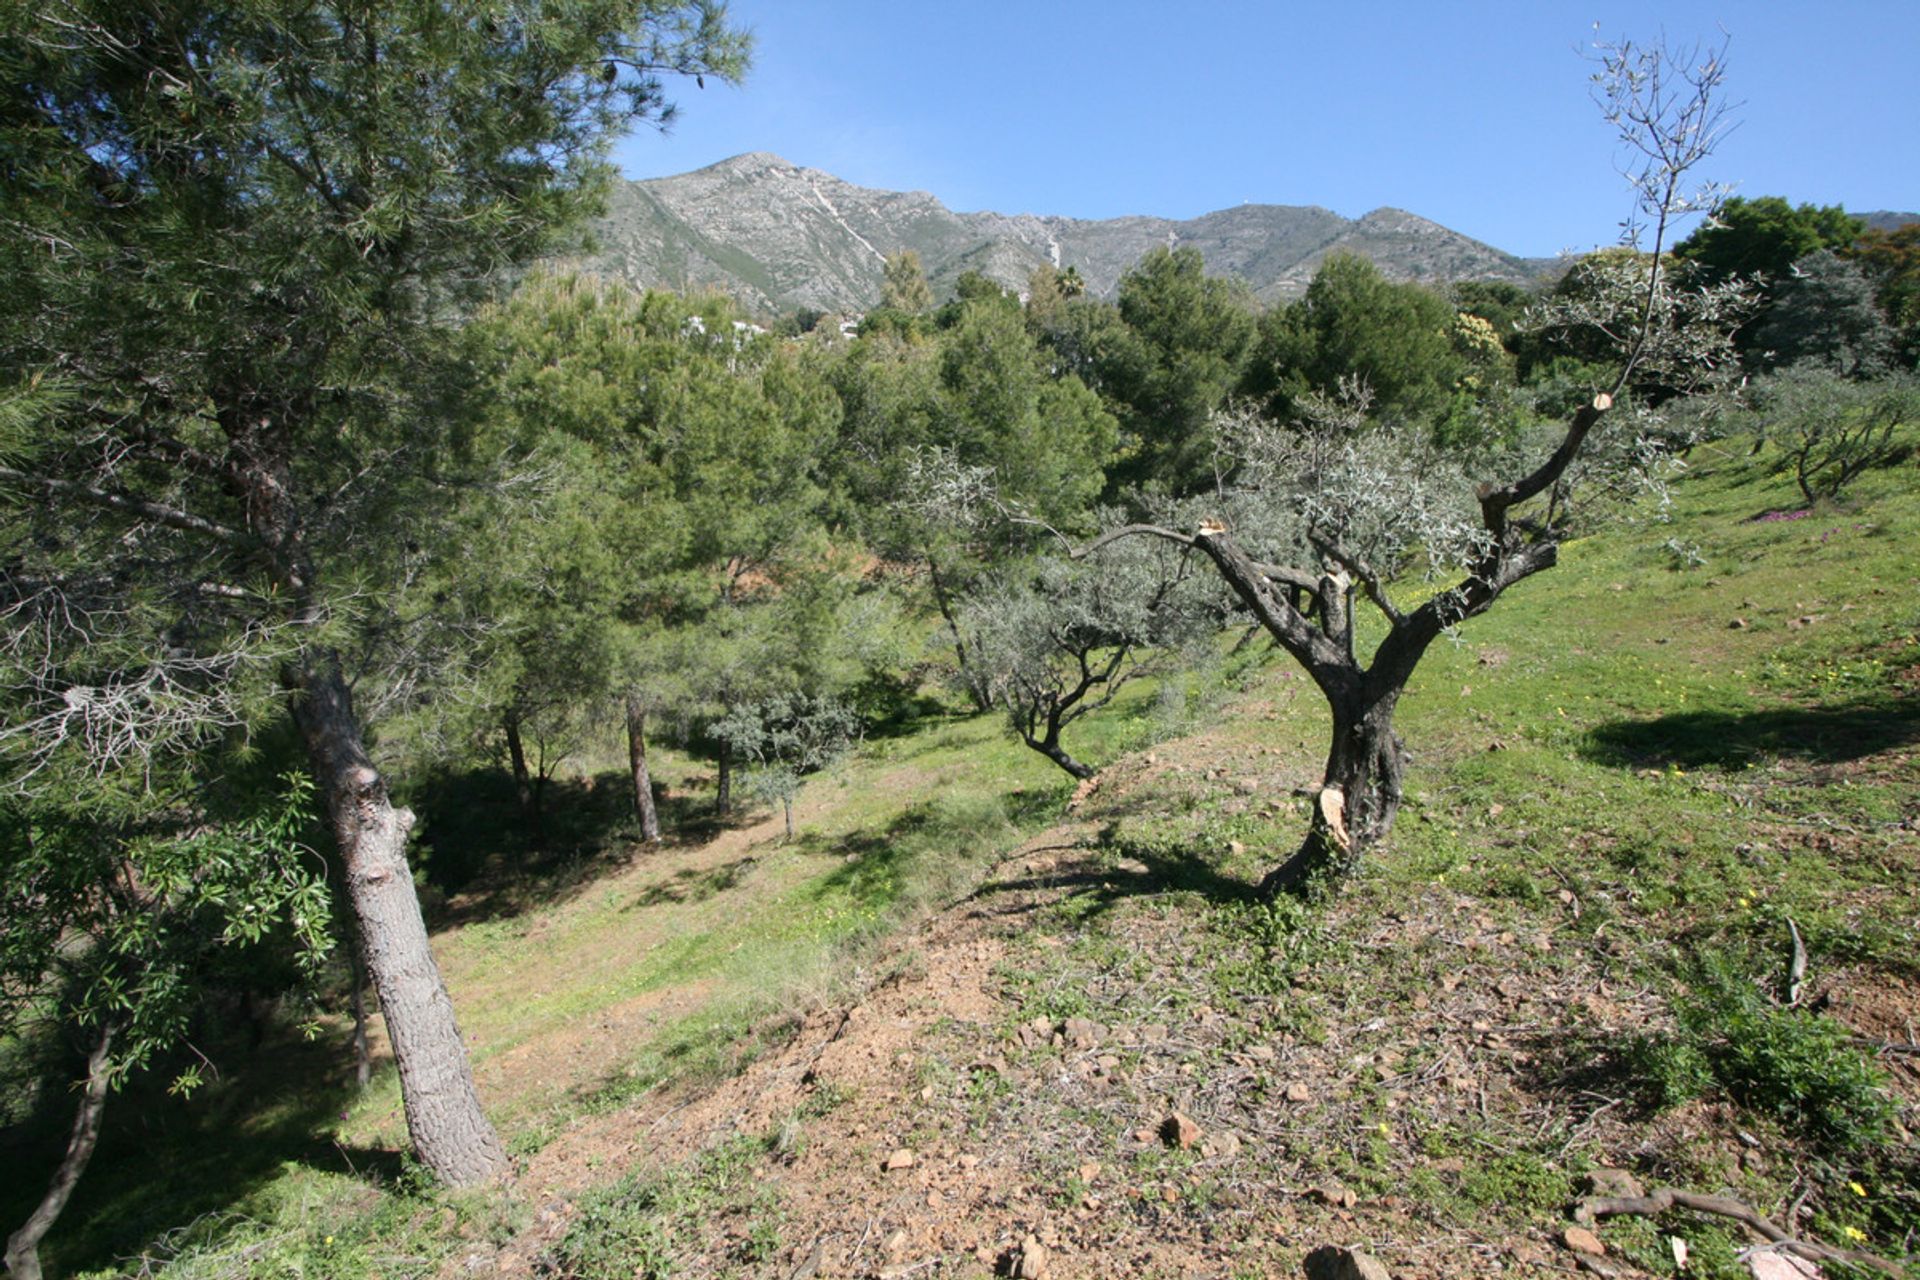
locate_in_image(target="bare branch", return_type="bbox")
[1575,1186,1902,1277]
[0,466,246,545]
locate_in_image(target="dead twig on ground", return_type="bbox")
[1573,1187,1904,1276]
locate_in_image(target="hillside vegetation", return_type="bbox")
[10,15,1920,1280]
[11,418,1916,1280]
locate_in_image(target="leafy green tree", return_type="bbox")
[1749,250,1897,375]
[880,250,935,314]
[1675,195,1865,286]
[1246,254,1464,429]
[0,0,746,1186]
[1673,196,1867,358]
[1024,263,1086,328]
[1,774,331,1280]
[1449,280,1538,352]
[1845,223,1920,363]
[826,295,1116,707]
[712,692,861,839]
[1107,246,1257,493]
[1746,367,1918,503]
[424,275,838,834]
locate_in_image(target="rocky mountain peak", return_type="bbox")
[577,160,1550,317]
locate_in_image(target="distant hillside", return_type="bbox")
[574,152,1550,316]
[1861,210,1920,233]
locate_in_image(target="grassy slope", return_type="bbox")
[12,432,1917,1278]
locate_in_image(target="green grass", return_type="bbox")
[11,428,1917,1276]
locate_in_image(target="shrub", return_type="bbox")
[1624,952,1894,1151]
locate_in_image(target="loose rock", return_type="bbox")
[883,1148,915,1171]
[1160,1111,1202,1149]
[1303,1243,1392,1280]
[1562,1226,1606,1256]
[1008,1234,1050,1279]
[1583,1168,1645,1199]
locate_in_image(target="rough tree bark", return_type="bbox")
[4,1022,116,1280]
[223,411,507,1184]
[1022,724,1097,780]
[625,693,661,842]
[715,750,733,817]
[503,711,542,845]
[292,660,509,1186]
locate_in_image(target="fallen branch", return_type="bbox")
[1848,1035,1920,1056]
[1573,1187,1904,1276]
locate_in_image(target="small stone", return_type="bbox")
[1077,1162,1101,1183]
[1227,839,1247,856]
[1303,1243,1393,1280]
[1203,1131,1242,1159]
[1064,1016,1100,1049]
[885,1229,908,1254]
[883,1148,915,1171]
[1012,1234,1051,1279]
[1728,617,1749,629]
[1285,1081,1313,1103]
[1160,1111,1202,1149]
[1308,1184,1358,1209]
[1583,1168,1645,1199]
[1563,1226,1606,1256]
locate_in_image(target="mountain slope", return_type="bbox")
[577,152,1547,315]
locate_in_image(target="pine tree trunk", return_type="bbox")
[1260,691,1408,897]
[5,1022,115,1280]
[294,659,508,1187]
[504,712,540,844]
[349,942,372,1091]
[626,694,660,842]
[716,750,733,817]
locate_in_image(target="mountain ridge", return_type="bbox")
[576,152,1549,316]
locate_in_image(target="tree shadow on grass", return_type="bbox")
[961,822,1264,923]
[1580,697,1920,771]
[1,1029,399,1278]
[623,855,761,910]
[408,765,764,931]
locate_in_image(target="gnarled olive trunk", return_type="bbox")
[625,694,661,842]
[1260,688,1409,897]
[293,661,508,1187]
[1020,724,1096,780]
[5,1022,115,1280]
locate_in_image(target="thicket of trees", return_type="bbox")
[3,9,1916,1270]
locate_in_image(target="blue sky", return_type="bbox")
[611,2,1917,259]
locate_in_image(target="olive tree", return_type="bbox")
[969,37,1749,895]
[712,692,861,840]
[955,533,1222,780]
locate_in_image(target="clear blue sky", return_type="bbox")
[612,2,1917,259]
